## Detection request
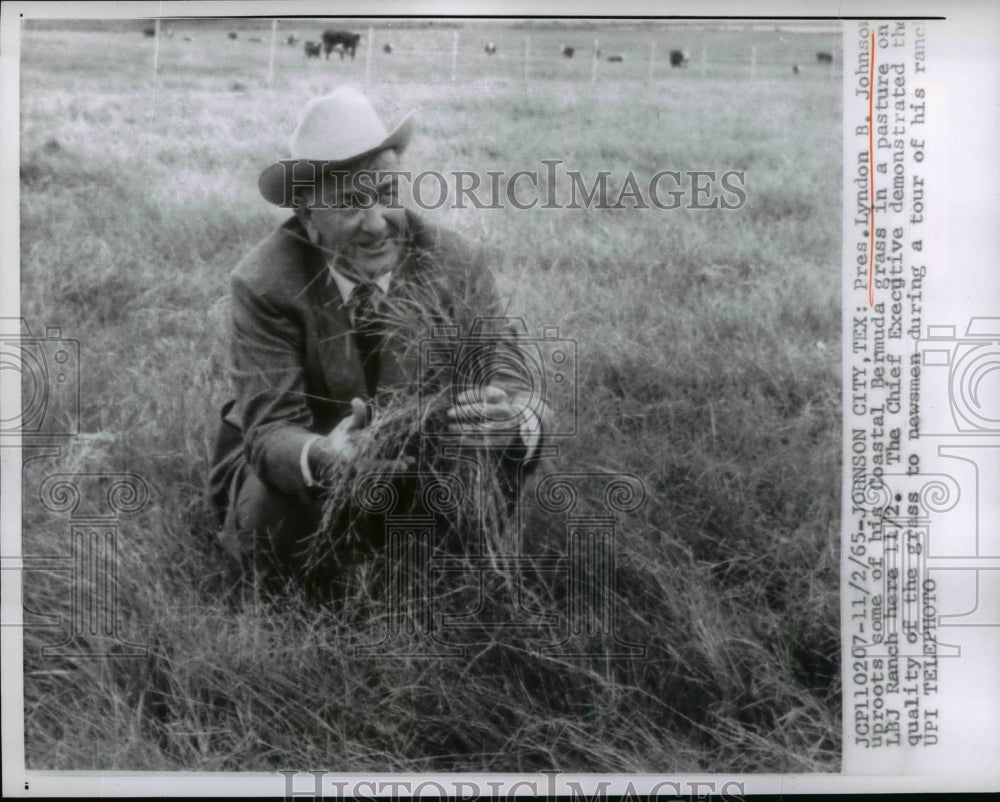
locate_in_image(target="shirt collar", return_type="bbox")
[328,264,393,306]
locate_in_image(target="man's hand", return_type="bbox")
[308,398,413,482]
[324,397,368,462]
[446,385,524,448]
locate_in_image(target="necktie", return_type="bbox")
[350,282,383,397]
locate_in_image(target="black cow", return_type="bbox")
[304,41,322,59]
[228,32,238,40]
[816,51,833,64]
[142,27,155,38]
[793,63,800,74]
[606,55,624,63]
[484,41,497,55]
[669,49,690,67]
[383,43,393,54]
[561,45,575,58]
[322,29,361,60]
[285,35,299,46]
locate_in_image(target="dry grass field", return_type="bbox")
[18,17,842,772]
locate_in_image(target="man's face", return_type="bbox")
[301,149,406,279]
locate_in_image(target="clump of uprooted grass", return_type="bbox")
[301,281,531,608]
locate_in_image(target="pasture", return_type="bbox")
[18,18,842,772]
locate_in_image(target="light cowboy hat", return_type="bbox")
[258,86,415,206]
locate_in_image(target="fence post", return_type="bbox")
[649,40,655,83]
[591,38,599,82]
[451,30,459,82]
[750,45,756,79]
[701,43,706,76]
[153,18,160,76]
[267,19,277,86]
[524,35,530,81]
[366,25,374,86]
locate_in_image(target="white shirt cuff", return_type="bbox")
[519,408,541,460]
[300,434,324,488]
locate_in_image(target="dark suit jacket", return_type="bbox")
[209,210,545,529]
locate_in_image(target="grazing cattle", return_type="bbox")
[561,45,575,58]
[383,43,393,54]
[285,35,299,45]
[669,49,690,67]
[816,51,833,63]
[484,41,497,55]
[142,27,155,38]
[304,41,322,59]
[606,55,624,63]
[792,63,800,74]
[228,32,238,40]
[249,37,263,42]
[322,29,361,60]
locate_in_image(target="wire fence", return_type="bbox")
[130,19,842,89]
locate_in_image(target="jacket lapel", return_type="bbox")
[289,222,368,403]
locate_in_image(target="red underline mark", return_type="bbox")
[868,30,876,307]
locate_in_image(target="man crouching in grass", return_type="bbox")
[208,87,548,605]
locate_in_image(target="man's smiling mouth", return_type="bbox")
[357,240,390,255]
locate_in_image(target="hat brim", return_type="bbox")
[258,111,415,207]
